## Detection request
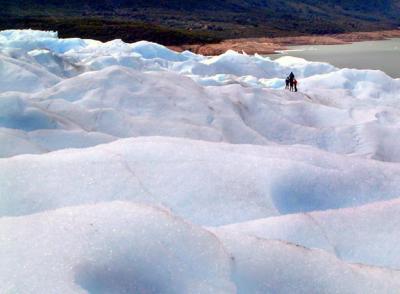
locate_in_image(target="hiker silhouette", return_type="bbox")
[286,72,297,92]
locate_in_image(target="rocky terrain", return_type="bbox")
[172,29,400,55]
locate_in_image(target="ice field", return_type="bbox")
[1,30,400,293]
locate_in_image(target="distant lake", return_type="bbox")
[268,38,400,78]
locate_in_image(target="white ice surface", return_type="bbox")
[1,29,400,292]
[2,202,400,294]
[0,202,234,294]
[216,198,400,269]
[2,137,400,225]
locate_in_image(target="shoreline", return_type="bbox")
[169,29,400,55]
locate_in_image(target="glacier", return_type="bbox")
[1,29,400,293]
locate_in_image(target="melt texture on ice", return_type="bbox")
[2,137,400,225]
[0,202,235,294]
[1,29,400,293]
[2,202,400,294]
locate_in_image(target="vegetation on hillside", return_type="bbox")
[0,17,220,45]
[0,0,399,45]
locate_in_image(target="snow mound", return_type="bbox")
[215,231,400,293]
[0,53,60,92]
[301,68,400,101]
[130,40,188,61]
[1,30,399,162]
[0,128,115,157]
[0,202,234,293]
[217,198,400,269]
[0,29,90,54]
[2,137,400,226]
[2,201,400,294]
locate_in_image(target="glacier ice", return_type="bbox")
[1,29,400,292]
[216,198,400,269]
[2,137,400,225]
[3,202,400,294]
[0,202,235,294]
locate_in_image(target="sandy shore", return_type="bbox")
[169,29,400,55]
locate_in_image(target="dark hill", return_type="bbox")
[1,0,399,45]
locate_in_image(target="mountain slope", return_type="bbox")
[1,1,400,45]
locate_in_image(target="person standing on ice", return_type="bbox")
[285,76,290,89]
[288,72,295,91]
[293,79,298,92]
[289,72,295,81]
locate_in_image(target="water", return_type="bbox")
[269,38,400,78]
